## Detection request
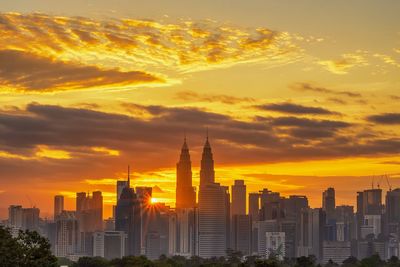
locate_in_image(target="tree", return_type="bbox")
[0,226,20,267]
[295,256,317,267]
[360,254,384,267]
[72,256,110,267]
[0,226,57,267]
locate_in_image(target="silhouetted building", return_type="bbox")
[176,208,197,256]
[232,214,251,255]
[176,138,196,209]
[198,183,229,258]
[322,188,336,221]
[200,135,215,186]
[55,211,79,257]
[115,170,142,256]
[231,180,246,216]
[93,231,126,260]
[54,195,64,220]
[385,189,400,235]
[248,193,260,222]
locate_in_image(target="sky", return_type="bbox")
[0,0,399,219]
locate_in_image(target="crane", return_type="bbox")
[385,174,392,191]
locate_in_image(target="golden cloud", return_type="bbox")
[318,51,369,74]
[0,12,303,85]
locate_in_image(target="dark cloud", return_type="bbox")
[291,82,362,98]
[0,49,162,92]
[256,102,338,115]
[0,102,399,187]
[175,91,255,105]
[367,113,400,125]
[0,103,398,169]
[390,95,400,100]
[327,97,347,105]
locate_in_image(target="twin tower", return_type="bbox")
[176,136,215,209]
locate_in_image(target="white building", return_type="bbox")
[265,232,285,260]
[257,220,278,257]
[93,231,126,260]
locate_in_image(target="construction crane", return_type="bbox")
[385,174,392,191]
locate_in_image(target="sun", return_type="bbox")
[150,197,158,204]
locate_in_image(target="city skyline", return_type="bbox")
[0,1,399,222]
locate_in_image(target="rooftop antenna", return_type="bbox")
[372,176,374,189]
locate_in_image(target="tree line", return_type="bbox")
[2,226,400,267]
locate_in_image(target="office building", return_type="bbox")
[93,231,126,260]
[176,138,196,209]
[54,195,64,219]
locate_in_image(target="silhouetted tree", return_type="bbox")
[72,256,110,267]
[0,226,57,267]
[360,254,384,267]
[295,256,317,267]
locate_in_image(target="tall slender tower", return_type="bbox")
[176,138,196,209]
[200,135,215,187]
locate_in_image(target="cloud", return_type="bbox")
[0,102,398,175]
[367,113,400,125]
[390,95,400,100]
[318,51,368,74]
[0,12,303,82]
[0,49,162,92]
[291,82,362,98]
[175,91,255,104]
[255,102,338,115]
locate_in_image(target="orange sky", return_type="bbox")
[0,1,399,219]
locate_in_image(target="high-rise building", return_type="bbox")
[257,220,279,257]
[8,205,23,229]
[297,208,326,261]
[231,180,246,216]
[385,189,400,235]
[199,136,215,186]
[136,186,153,254]
[76,191,103,233]
[232,214,251,256]
[335,205,355,241]
[93,231,126,260]
[176,138,196,209]
[356,188,382,239]
[55,211,79,258]
[198,183,229,258]
[259,189,283,221]
[115,172,141,256]
[176,208,197,256]
[22,207,40,231]
[248,192,260,222]
[116,181,128,203]
[54,195,64,220]
[322,188,336,221]
[322,241,351,264]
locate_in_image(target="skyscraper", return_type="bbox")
[115,169,142,256]
[231,180,246,216]
[55,211,79,258]
[248,192,260,222]
[322,187,336,221]
[200,135,215,187]
[54,195,64,220]
[176,138,196,209]
[198,183,229,258]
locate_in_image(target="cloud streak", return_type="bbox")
[255,102,338,115]
[0,49,162,92]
